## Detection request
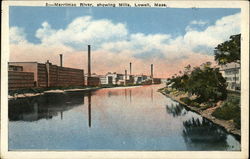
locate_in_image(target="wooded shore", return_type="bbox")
[159,87,241,138]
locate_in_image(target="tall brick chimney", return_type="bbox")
[59,54,63,67]
[129,62,132,75]
[125,69,127,85]
[151,64,153,78]
[88,45,91,77]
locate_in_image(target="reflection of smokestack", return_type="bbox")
[60,111,63,120]
[151,64,153,78]
[151,88,153,102]
[125,70,127,85]
[125,89,127,99]
[59,54,63,67]
[88,92,91,128]
[88,45,91,77]
[129,89,132,103]
[129,62,132,75]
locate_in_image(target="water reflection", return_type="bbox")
[182,117,230,150]
[166,103,187,117]
[9,92,86,122]
[8,85,240,151]
[151,88,153,102]
[129,89,132,103]
[123,88,132,102]
[124,89,127,99]
[88,92,92,128]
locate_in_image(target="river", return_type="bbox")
[8,84,240,150]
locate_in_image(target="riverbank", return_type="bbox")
[159,87,241,138]
[8,84,144,100]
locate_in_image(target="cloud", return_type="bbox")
[9,27,27,44]
[182,13,240,53]
[35,16,128,50]
[190,20,208,25]
[9,12,241,78]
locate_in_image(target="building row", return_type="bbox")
[89,72,161,86]
[8,62,161,90]
[8,61,84,90]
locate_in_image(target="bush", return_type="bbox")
[164,90,171,94]
[168,64,227,103]
[212,96,240,121]
[190,101,200,108]
[233,112,241,129]
[180,97,192,105]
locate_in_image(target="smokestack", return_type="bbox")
[129,62,132,75]
[151,64,153,78]
[59,54,63,67]
[88,45,91,77]
[125,70,127,85]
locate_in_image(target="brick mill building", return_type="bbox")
[8,61,85,90]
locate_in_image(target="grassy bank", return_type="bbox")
[159,87,241,136]
[212,93,240,129]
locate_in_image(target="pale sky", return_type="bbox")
[9,7,241,78]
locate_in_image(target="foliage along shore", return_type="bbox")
[159,87,241,138]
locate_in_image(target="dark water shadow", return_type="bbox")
[182,117,231,150]
[8,91,88,122]
[166,103,187,117]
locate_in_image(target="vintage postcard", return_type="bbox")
[1,1,249,159]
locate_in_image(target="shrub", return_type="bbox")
[168,64,227,103]
[164,89,171,94]
[212,96,240,122]
[180,97,192,105]
[190,101,200,108]
[233,112,241,129]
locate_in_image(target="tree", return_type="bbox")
[187,65,227,103]
[214,34,241,65]
[168,63,227,103]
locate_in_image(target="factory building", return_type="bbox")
[84,73,101,86]
[106,72,124,85]
[134,75,150,84]
[8,65,35,90]
[8,44,161,90]
[98,75,107,85]
[8,61,84,90]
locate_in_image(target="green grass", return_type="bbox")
[212,93,240,128]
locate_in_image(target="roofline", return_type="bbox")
[8,61,38,63]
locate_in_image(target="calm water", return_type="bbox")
[9,85,240,150]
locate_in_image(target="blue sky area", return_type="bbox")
[10,7,240,44]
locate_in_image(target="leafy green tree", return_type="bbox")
[187,65,227,103]
[168,63,227,103]
[214,34,241,65]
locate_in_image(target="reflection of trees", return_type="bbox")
[9,91,87,122]
[183,117,229,150]
[166,103,187,117]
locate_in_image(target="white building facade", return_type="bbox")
[220,62,240,91]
